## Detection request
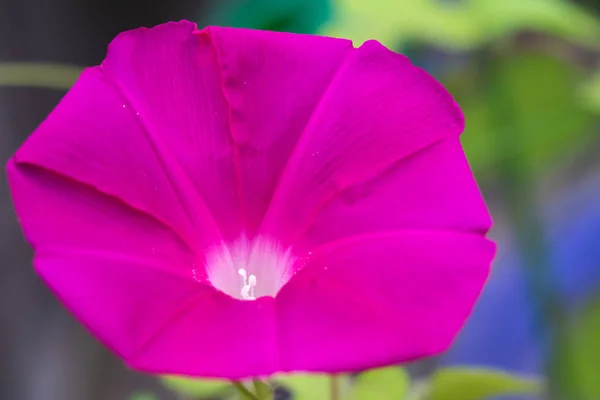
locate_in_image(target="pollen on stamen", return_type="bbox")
[205,236,297,301]
[238,268,248,282]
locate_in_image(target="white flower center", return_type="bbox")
[205,236,296,300]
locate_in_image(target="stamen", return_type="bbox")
[241,285,251,299]
[239,269,257,300]
[238,268,248,286]
[248,274,257,299]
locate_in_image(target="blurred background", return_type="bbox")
[1,0,599,399]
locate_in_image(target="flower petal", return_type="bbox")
[276,230,495,372]
[98,20,235,241]
[206,26,353,235]
[101,22,353,238]
[128,294,277,379]
[7,162,278,378]
[300,136,491,250]
[14,65,220,250]
[7,162,199,353]
[260,40,465,245]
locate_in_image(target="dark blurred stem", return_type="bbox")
[232,381,260,400]
[481,45,569,400]
[330,374,340,400]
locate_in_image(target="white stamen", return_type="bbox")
[241,285,252,300]
[238,268,248,286]
[239,272,258,300]
[248,274,257,299]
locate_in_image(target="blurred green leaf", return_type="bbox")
[202,0,331,34]
[321,0,477,49]
[0,62,82,90]
[556,295,600,400]
[275,373,342,400]
[129,392,159,400]
[160,375,231,397]
[429,367,542,400]
[321,0,600,50]
[447,53,595,177]
[580,70,600,114]
[470,0,600,48]
[350,366,409,400]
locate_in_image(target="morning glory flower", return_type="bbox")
[7,21,495,378]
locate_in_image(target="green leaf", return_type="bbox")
[555,295,600,400]
[321,0,600,51]
[429,367,542,400]
[202,0,331,34]
[350,366,409,400]
[321,0,476,49]
[447,53,594,178]
[160,375,231,397]
[275,373,342,400]
[469,0,600,49]
[128,392,159,400]
[580,70,600,114]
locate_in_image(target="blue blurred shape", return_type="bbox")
[443,172,600,373]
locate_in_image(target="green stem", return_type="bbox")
[252,379,273,400]
[405,380,430,400]
[0,62,83,90]
[232,381,260,400]
[330,374,340,400]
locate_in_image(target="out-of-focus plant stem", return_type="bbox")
[232,381,260,400]
[0,62,82,90]
[481,44,570,400]
[330,374,341,400]
[252,379,272,400]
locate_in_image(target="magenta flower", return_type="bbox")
[7,21,495,379]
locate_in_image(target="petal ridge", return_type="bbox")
[260,40,465,245]
[205,26,354,235]
[97,65,223,247]
[200,26,247,229]
[11,161,197,253]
